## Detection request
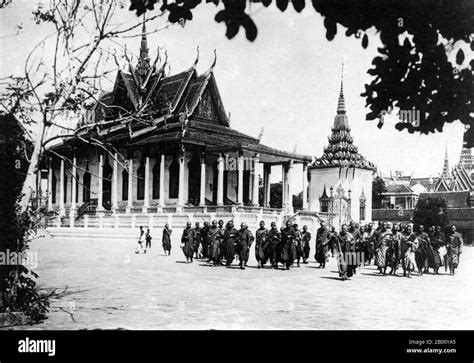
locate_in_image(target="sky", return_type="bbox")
[0,1,467,193]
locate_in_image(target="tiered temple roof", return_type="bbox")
[310,72,376,171]
[58,22,310,165]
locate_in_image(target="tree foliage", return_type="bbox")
[372,175,386,209]
[412,197,450,230]
[128,0,474,146]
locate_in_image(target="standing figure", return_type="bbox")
[446,225,463,275]
[135,226,146,254]
[328,226,338,257]
[278,220,296,270]
[267,222,281,268]
[217,219,226,262]
[193,222,202,259]
[301,225,311,264]
[400,224,418,278]
[423,225,441,274]
[315,221,329,268]
[181,222,195,263]
[145,228,152,249]
[293,224,304,267]
[208,220,222,266]
[223,221,239,266]
[255,221,269,268]
[201,221,210,259]
[335,224,356,280]
[374,222,391,274]
[415,225,430,275]
[386,223,402,275]
[432,225,447,271]
[162,223,172,256]
[236,222,254,269]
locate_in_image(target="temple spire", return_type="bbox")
[442,143,450,178]
[337,59,346,114]
[136,15,151,79]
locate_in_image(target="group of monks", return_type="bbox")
[176,219,312,270]
[154,218,464,279]
[315,220,464,280]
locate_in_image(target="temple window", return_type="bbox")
[122,169,128,201]
[152,159,160,199]
[169,155,179,199]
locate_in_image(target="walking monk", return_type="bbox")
[223,221,239,266]
[208,220,222,266]
[301,225,311,264]
[255,221,269,268]
[236,222,254,269]
[162,223,172,256]
[181,222,195,263]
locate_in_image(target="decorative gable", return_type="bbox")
[195,88,218,121]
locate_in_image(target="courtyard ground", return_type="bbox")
[6,231,474,330]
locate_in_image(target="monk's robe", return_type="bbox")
[255,227,269,264]
[192,226,202,255]
[208,226,221,265]
[431,232,447,266]
[200,225,209,258]
[374,230,391,268]
[162,227,172,252]
[236,227,254,268]
[415,232,430,273]
[447,232,463,271]
[302,231,311,260]
[279,226,296,268]
[315,227,329,264]
[267,228,281,265]
[223,227,239,266]
[400,232,418,275]
[181,227,195,259]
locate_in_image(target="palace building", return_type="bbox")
[42,24,312,228]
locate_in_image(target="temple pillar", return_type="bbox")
[97,153,104,212]
[287,160,293,211]
[143,155,150,212]
[263,164,271,208]
[159,154,165,208]
[126,157,134,213]
[217,154,224,206]
[281,164,286,209]
[177,149,185,211]
[112,152,118,212]
[199,154,206,206]
[70,152,77,218]
[237,152,244,205]
[252,154,260,206]
[59,157,65,217]
[47,158,53,211]
[302,162,308,210]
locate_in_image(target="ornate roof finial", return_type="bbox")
[337,58,346,114]
[136,14,151,79]
[211,49,217,69]
[193,46,200,68]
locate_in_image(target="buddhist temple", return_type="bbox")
[42,23,312,228]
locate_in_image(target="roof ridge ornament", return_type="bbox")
[211,49,217,69]
[193,45,200,68]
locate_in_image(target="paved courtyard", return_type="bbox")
[9,231,474,330]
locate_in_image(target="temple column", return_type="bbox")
[281,164,286,209]
[143,155,150,212]
[177,149,185,211]
[59,157,65,217]
[217,154,224,206]
[263,164,271,208]
[126,157,134,213]
[287,160,293,211]
[237,152,244,205]
[199,154,206,206]
[112,152,118,212]
[97,153,104,212]
[302,162,308,210]
[159,154,165,209]
[252,154,260,206]
[47,158,53,211]
[70,152,77,218]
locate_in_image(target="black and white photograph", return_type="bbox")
[0,0,472,360]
